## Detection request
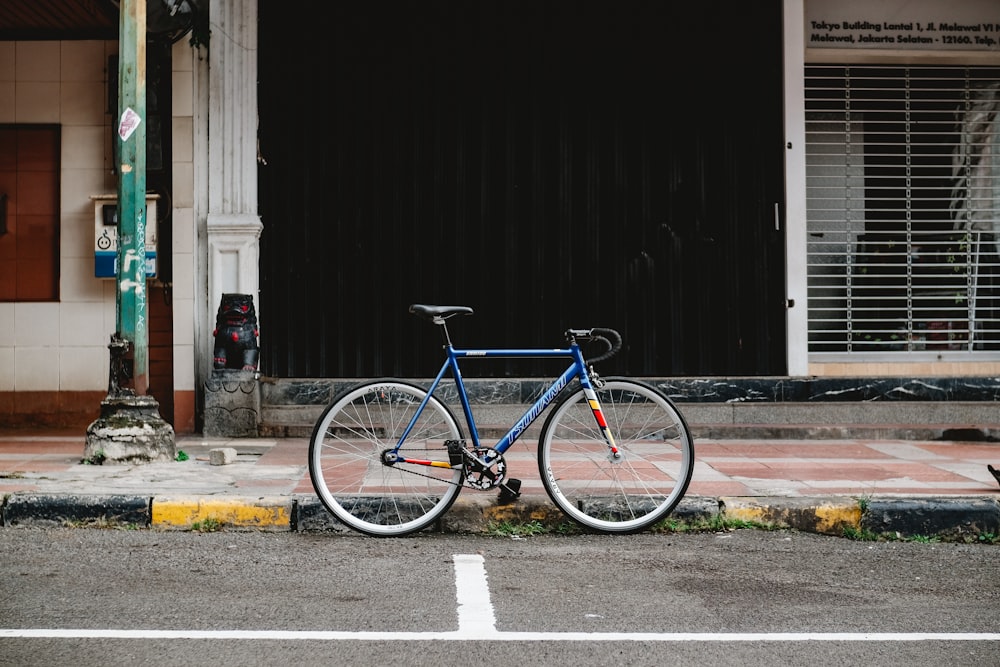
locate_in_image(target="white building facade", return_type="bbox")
[1,0,997,433]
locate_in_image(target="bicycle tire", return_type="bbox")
[308,379,465,537]
[537,377,694,533]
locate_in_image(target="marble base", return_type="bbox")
[204,370,260,437]
[261,375,1000,408]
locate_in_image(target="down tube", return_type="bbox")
[492,362,581,454]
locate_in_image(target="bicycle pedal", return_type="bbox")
[497,478,521,504]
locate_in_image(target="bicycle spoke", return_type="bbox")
[309,381,464,536]
[538,379,694,533]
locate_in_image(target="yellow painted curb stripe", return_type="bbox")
[813,503,863,534]
[720,497,862,535]
[152,497,292,529]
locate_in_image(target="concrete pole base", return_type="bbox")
[84,395,176,465]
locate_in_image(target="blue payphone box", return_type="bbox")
[93,194,158,278]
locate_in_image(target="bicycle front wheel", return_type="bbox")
[308,380,464,537]
[538,378,694,533]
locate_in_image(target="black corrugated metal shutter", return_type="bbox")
[257,0,785,378]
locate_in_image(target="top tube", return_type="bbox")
[452,347,576,358]
[440,341,593,454]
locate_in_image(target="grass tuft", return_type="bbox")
[191,517,224,533]
[486,519,547,537]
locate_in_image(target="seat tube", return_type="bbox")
[447,345,482,447]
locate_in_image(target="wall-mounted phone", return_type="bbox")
[92,194,158,278]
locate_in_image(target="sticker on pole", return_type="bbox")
[118,107,141,141]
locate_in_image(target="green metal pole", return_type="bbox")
[86,0,172,463]
[116,0,149,395]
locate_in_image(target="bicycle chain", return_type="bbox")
[389,446,504,490]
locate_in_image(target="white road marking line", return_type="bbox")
[1,555,997,642]
[452,553,499,636]
[1,629,997,642]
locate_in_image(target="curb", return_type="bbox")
[861,497,1000,540]
[2,493,998,540]
[151,496,294,531]
[3,494,151,527]
[719,496,863,536]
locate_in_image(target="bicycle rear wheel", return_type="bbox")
[537,378,694,533]
[308,380,464,536]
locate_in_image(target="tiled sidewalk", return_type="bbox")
[1,430,998,499]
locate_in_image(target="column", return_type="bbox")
[204,0,262,436]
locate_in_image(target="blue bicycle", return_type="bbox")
[309,304,695,536]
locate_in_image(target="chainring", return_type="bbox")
[463,448,507,490]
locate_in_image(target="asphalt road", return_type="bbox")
[0,528,997,666]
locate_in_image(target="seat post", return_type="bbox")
[433,316,454,347]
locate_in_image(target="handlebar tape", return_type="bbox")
[566,327,622,364]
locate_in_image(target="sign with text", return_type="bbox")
[806,0,1000,51]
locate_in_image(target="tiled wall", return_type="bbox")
[0,41,118,401]
[0,39,196,431]
[169,42,195,433]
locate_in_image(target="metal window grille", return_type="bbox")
[806,65,1000,358]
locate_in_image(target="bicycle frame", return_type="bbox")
[393,341,618,467]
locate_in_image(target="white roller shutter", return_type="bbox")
[806,65,1000,357]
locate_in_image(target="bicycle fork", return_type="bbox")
[582,383,621,460]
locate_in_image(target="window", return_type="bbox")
[0,125,60,302]
[806,66,1000,356]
